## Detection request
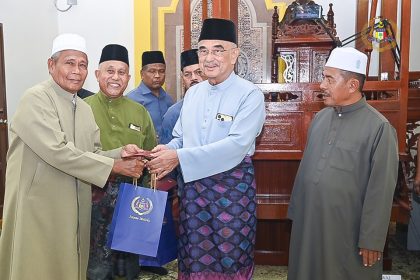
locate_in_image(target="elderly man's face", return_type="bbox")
[320,66,359,107]
[48,50,88,94]
[141,63,166,91]
[95,60,130,99]
[181,64,205,90]
[197,40,239,85]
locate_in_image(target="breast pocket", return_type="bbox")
[215,119,233,135]
[329,140,360,172]
[126,128,146,147]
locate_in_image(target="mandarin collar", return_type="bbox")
[333,96,367,116]
[206,72,236,91]
[49,78,77,102]
[97,90,123,105]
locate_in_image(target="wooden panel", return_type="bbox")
[229,0,238,29]
[183,0,191,50]
[355,0,369,51]
[255,220,291,265]
[380,0,398,79]
[213,0,221,18]
[202,0,208,19]
[408,88,420,122]
[257,112,304,153]
[255,160,299,196]
[220,0,230,19]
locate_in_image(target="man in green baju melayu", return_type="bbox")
[85,44,157,280]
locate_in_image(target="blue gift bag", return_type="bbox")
[108,182,168,257]
[107,183,126,248]
[138,198,178,266]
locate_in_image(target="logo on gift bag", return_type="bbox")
[131,196,153,218]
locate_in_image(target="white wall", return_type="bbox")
[0,0,134,120]
[1,0,419,121]
[317,0,357,45]
[57,0,135,93]
[0,0,58,119]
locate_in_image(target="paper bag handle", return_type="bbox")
[132,173,157,191]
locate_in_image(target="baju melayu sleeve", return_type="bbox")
[358,120,398,250]
[167,73,266,182]
[10,79,116,187]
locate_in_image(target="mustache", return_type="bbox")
[204,62,219,67]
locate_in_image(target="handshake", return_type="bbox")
[111,144,177,190]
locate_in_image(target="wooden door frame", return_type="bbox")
[182,0,239,50]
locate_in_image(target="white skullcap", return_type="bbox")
[51,33,87,56]
[325,47,367,75]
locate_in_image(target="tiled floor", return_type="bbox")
[133,262,287,280]
[135,225,420,280]
[1,224,417,280]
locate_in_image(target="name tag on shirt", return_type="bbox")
[129,123,141,132]
[382,275,401,280]
[216,113,234,122]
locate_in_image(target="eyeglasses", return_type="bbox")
[197,47,236,58]
[182,69,204,79]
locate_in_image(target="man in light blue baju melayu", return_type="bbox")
[147,18,266,280]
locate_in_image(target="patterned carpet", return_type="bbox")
[134,224,420,280]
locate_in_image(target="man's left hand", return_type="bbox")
[147,149,179,180]
[359,248,382,267]
[121,144,144,158]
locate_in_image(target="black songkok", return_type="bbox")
[198,18,237,44]
[99,44,129,66]
[142,51,165,67]
[180,49,199,70]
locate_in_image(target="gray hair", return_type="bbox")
[340,70,366,92]
[50,51,61,61]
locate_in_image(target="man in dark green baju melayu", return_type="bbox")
[85,44,157,280]
[287,47,398,280]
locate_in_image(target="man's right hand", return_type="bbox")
[151,144,169,153]
[111,158,146,178]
